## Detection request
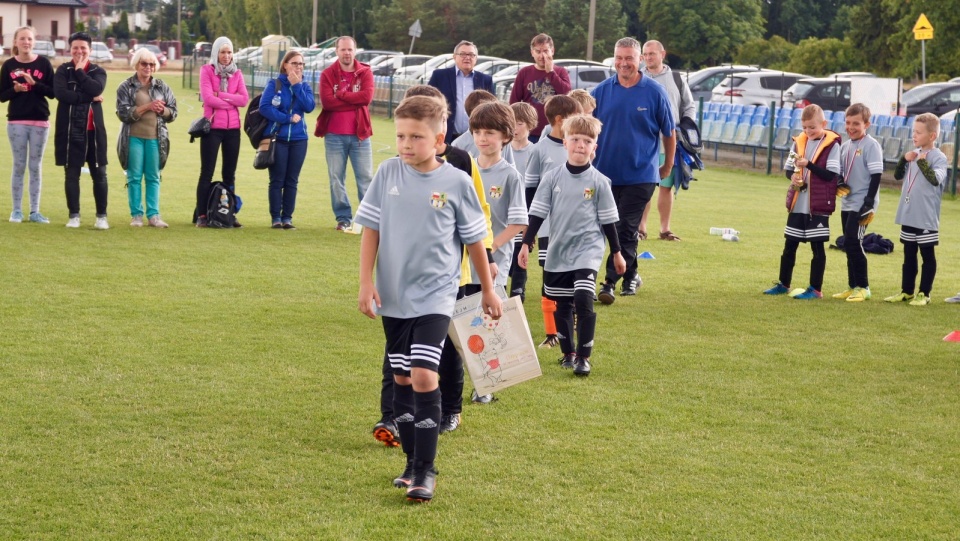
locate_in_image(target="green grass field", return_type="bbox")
[1,74,959,539]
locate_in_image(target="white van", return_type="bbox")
[711,71,808,107]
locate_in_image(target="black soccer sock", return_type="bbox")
[778,239,799,287]
[902,242,919,294]
[413,388,442,470]
[510,239,527,302]
[436,339,463,417]
[393,382,415,457]
[919,245,937,296]
[574,290,596,358]
[809,241,826,291]
[554,299,575,354]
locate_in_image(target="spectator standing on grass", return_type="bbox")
[592,37,675,304]
[1,26,55,225]
[261,50,315,230]
[116,47,178,228]
[53,31,109,230]
[637,40,695,242]
[316,36,374,232]
[195,36,248,228]
[429,40,494,144]
[509,34,571,143]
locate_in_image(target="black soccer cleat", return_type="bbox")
[406,467,438,502]
[373,418,400,447]
[573,356,591,377]
[438,413,461,434]
[597,283,616,305]
[558,353,576,369]
[393,459,414,488]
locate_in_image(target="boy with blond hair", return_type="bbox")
[356,95,501,503]
[763,104,841,300]
[885,112,949,306]
[518,114,623,377]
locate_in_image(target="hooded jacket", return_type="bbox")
[53,61,108,168]
[315,60,373,140]
[259,73,315,142]
[115,74,178,170]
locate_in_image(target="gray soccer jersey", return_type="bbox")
[355,157,488,319]
[511,143,534,184]
[840,135,884,211]
[451,131,515,165]
[784,138,841,215]
[894,148,948,231]
[468,159,528,286]
[525,136,568,237]
[529,165,619,272]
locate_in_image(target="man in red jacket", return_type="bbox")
[509,33,571,143]
[316,36,374,231]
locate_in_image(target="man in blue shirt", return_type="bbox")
[428,41,494,144]
[591,37,676,304]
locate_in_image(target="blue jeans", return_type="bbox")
[324,133,372,224]
[126,137,161,218]
[268,138,307,223]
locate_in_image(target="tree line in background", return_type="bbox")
[93,0,959,80]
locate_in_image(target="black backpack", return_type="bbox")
[206,182,237,228]
[243,79,281,149]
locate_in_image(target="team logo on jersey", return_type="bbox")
[430,192,447,209]
[489,186,503,199]
[855,149,863,156]
[583,188,595,200]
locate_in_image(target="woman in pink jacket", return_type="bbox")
[196,36,248,227]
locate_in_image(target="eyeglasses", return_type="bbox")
[139,62,156,68]
[288,61,305,67]
[456,53,477,58]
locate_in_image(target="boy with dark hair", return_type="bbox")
[885,113,948,306]
[524,94,582,348]
[452,89,514,165]
[508,101,539,302]
[832,103,883,302]
[357,95,501,503]
[763,104,841,300]
[518,114,623,376]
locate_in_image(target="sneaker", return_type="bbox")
[94,217,109,230]
[945,292,960,304]
[148,216,168,228]
[621,282,637,296]
[573,356,591,377]
[884,292,914,303]
[538,334,559,348]
[597,283,615,305]
[763,282,790,295]
[393,459,414,488]
[232,218,243,229]
[372,418,400,447]
[787,287,807,298]
[9,210,23,223]
[130,216,144,227]
[793,287,822,300]
[470,389,496,404]
[272,220,282,229]
[406,466,438,502]
[909,292,930,306]
[336,221,350,231]
[846,287,871,302]
[558,353,576,369]
[28,212,50,224]
[438,413,461,434]
[282,222,296,230]
[65,217,81,228]
[196,216,208,228]
[832,289,853,300]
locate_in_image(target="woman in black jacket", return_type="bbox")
[53,32,109,229]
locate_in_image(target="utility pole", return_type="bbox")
[311,0,317,45]
[586,0,597,61]
[176,0,181,44]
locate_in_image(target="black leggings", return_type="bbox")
[196,128,241,218]
[841,211,869,289]
[779,239,826,291]
[902,242,937,295]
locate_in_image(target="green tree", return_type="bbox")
[735,35,794,70]
[639,0,764,67]
[846,0,907,76]
[112,10,131,40]
[367,0,470,56]
[884,3,960,80]
[540,0,626,60]
[462,0,545,60]
[785,37,863,76]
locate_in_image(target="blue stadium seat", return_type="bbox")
[791,108,803,120]
[882,136,902,163]
[777,107,792,119]
[754,105,770,119]
[831,119,844,134]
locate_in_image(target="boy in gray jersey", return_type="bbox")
[524,95,582,348]
[452,89,515,165]
[508,102,539,303]
[357,96,501,502]
[884,113,949,306]
[833,104,884,302]
[518,115,624,377]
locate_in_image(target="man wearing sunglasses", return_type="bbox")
[428,41,494,144]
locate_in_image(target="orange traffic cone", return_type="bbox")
[943,331,960,342]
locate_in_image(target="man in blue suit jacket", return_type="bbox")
[428,41,494,144]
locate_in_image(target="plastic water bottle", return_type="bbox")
[722,233,739,242]
[220,189,228,208]
[711,227,740,236]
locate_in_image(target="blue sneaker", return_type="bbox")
[9,210,23,223]
[793,287,823,300]
[763,282,790,295]
[28,212,50,224]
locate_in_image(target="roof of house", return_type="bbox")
[1,0,88,7]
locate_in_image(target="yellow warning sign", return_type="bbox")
[914,13,933,40]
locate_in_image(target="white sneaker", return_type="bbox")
[130,216,144,227]
[94,217,109,230]
[66,217,80,228]
[945,292,960,304]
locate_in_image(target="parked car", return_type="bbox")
[553,59,606,69]
[90,41,113,63]
[684,65,767,103]
[372,54,431,76]
[711,71,808,106]
[426,55,506,82]
[394,53,453,80]
[355,49,401,65]
[474,59,529,77]
[193,41,212,60]
[33,40,57,59]
[494,65,614,101]
[783,78,852,111]
[902,82,960,116]
[128,44,168,66]
[829,71,875,78]
[233,46,259,64]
